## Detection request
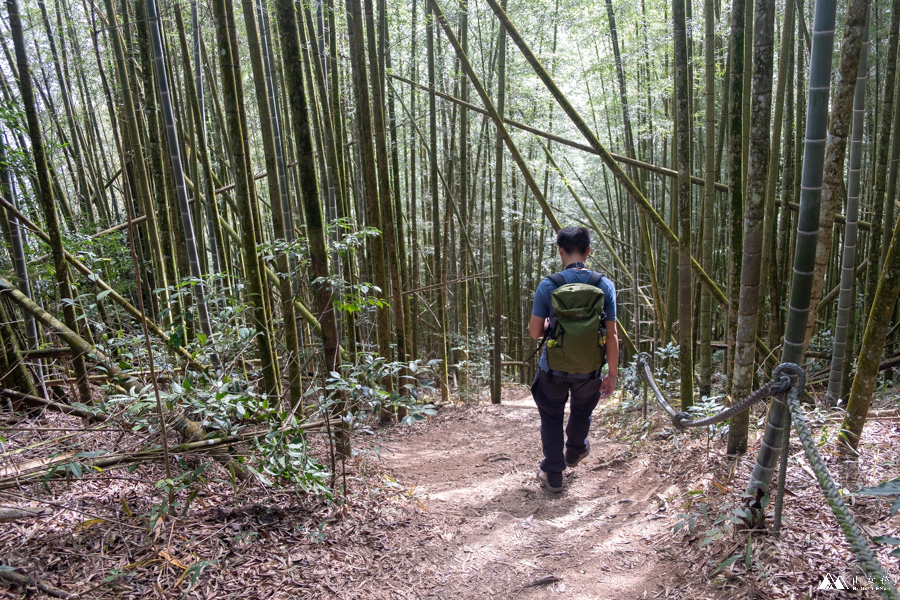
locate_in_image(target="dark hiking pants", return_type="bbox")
[530,369,603,476]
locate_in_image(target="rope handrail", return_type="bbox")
[635,352,789,430]
[634,355,898,598]
[776,363,897,599]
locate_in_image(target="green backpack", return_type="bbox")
[545,271,608,374]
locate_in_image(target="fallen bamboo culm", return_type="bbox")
[0,277,248,479]
[0,418,341,490]
[0,505,50,522]
[0,387,101,420]
[0,566,73,599]
[0,196,203,372]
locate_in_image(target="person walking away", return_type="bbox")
[528,226,618,493]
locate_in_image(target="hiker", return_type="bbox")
[528,226,618,493]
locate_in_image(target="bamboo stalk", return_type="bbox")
[7,0,91,403]
[144,0,217,365]
[429,0,560,232]
[0,277,248,479]
[0,196,202,371]
[481,0,778,367]
[389,73,730,193]
[0,388,99,420]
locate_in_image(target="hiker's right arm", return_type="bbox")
[529,315,549,340]
[530,279,552,339]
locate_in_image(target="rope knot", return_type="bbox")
[636,352,653,369]
[673,412,692,432]
[768,375,793,396]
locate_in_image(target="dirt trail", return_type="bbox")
[373,387,677,599]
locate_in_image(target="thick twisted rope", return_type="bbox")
[635,353,790,431]
[635,353,678,418]
[775,363,898,599]
[636,356,897,597]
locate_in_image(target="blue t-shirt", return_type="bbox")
[532,269,617,372]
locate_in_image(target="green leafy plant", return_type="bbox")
[851,476,900,553]
[323,353,439,423]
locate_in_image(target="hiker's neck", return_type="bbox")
[559,249,589,268]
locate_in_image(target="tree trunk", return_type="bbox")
[673,0,693,409]
[746,0,839,507]
[727,0,776,456]
[7,0,90,403]
[144,0,217,364]
[209,0,280,396]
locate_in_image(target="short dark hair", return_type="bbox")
[556,226,591,255]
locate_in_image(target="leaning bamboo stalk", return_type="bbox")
[0,388,99,420]
[428,0,560,233]
[542,145,653,307]
[0,277,139,390]
[0,277,248,479]
[0,418,340,491]
[28,216,149,266]
[389,73,730,193]
[0,196,202,371]
[387,79,486,306]
[480,0,775,366]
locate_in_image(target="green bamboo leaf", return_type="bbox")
[872,536,900,545]
[853,478,900,497]
[710,554,741,576]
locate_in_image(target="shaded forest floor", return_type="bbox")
[2,384,900,599]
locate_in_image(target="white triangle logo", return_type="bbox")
[818,574,833,590]
[833,576,848,590]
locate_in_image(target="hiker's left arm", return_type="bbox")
[600,321,618,397]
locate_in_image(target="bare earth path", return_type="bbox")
[371,386,678,599]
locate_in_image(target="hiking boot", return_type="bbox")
[536,468,563,493]
[565,439,591,468]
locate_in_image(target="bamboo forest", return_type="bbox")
[3,0,900,596]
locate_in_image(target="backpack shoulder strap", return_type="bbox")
[547,272,566,288]
[587,271,603,287]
